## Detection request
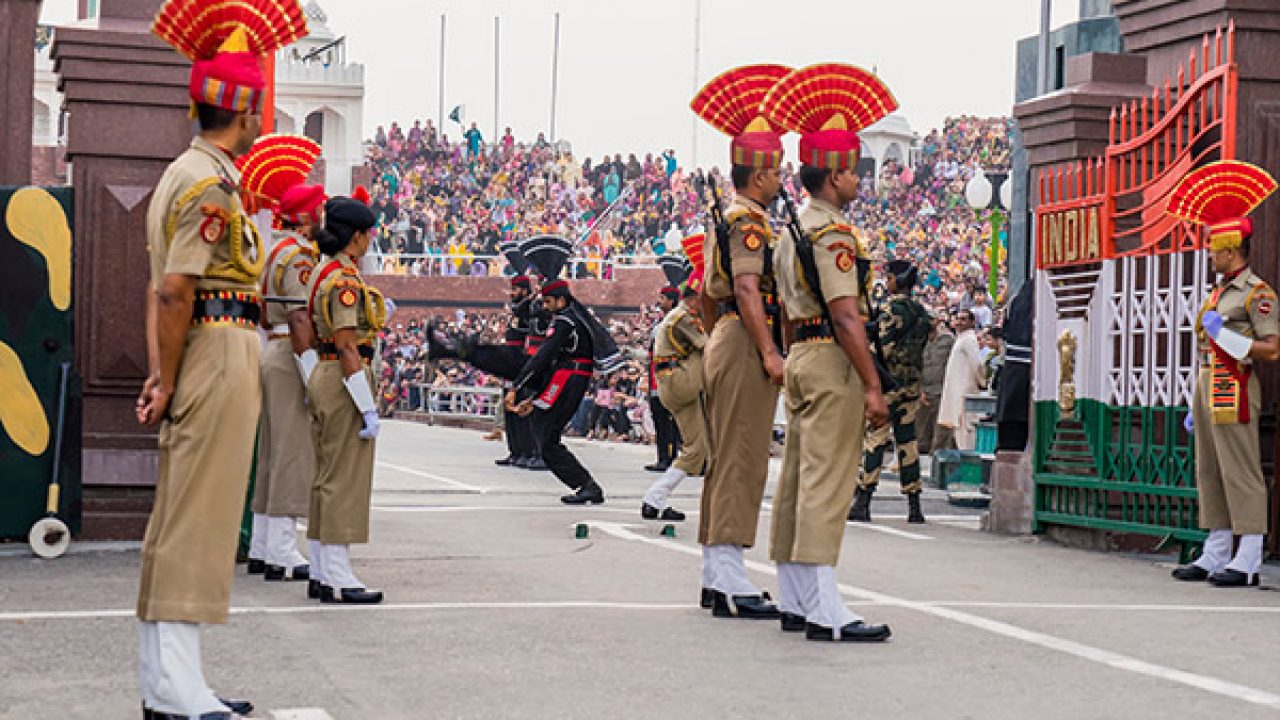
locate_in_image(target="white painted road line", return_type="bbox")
[844,521,934,541]
[0,601,697,622]
[270,710,336,720]
[372,505,646,515]
[919,601,1280,613]
[376,462,486,493]
[587,521,1280,712]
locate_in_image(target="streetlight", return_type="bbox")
[965,169,1011,302]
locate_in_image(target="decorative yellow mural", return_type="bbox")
[6,187,72,311]
[0,340,49,456]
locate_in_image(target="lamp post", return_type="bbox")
[965,169,1011,302]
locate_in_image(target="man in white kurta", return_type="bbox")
[935,310,986,450]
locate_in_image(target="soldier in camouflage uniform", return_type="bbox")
[850,259,931,524]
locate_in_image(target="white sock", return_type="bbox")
[711,545,761,596]
[309,539,325,584]
[1195,528,1233,572]
[267,516,307,568]
[248,513,269,561]
[809,566,861,630]
[700,545,716,589]
[775,562,816,616]
[1226,534,1263,575]
[642,467,687,510]
[138,622,159,709]
[151,622,225,715]
[323,544,364,589]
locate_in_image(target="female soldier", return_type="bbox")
[306,196,387,604]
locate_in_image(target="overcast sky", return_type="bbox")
[41,0,1082,169]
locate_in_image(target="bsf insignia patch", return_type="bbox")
[338,287,358,307]
[198,204,228,244]
[835,251,854,273]
[743,234,762,252]
[300,268,312,285]
[1259,299,1274,317]
[199,216,224,244]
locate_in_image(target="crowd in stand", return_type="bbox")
[365,114,1013,449]
[365,119,701,278]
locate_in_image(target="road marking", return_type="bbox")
[0,601,696,622]
[844,521,933,541]
[270,710,335,720]
[587,521,1280,711]
[372,505,646,515]
[376,462,486,493]
[918,601,1280,613]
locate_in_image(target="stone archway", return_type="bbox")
[274,108,297,134]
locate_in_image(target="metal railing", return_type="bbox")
[403,385,502,423]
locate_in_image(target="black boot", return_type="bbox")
[561,480,605,505]
[848,487,873,522]
[907,493,925,524]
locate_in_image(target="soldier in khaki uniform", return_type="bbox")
[690,64,791,619]
[764,63,895,642]
[1168,160,1279,589]
[307,196,388,604]
[851,259,931,524]
[134,2,308,714]
[642,247,709,521]
[251,181,327,583]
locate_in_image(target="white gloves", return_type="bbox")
[343,371,379,440]
[1202,310,1252,361]
[295,349,319,386]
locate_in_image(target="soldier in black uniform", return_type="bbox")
[507,235,623,504]
[428,242,542,468]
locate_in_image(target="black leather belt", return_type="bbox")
[793,319,835,343]
[318,342,374,360]
[717,293,779,321]
[654,359,681,373]
[191,291,260,327]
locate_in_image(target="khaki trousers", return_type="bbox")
[1193,369,1269,534]
[699,317,779,547]
[252,338,315,517]
[307,362,376,544]
[770,342,865,566]
[137,327,260,624]
[657,353,707,477]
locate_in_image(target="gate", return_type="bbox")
[1031,25,1238,556]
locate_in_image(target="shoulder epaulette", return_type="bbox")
[726,206,767,225]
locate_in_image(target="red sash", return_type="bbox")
[1204,285,1251,424]
[533,367,592,410]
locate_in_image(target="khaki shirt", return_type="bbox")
[262,230,318,326]
[776,198,863,322]
[654,305,706,359]
[703,196,776,302]
[307,252,387,342]
[145,136,262,293]
[1197,267,1280,354]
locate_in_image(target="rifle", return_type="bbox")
[778,189,897,393]
[695,171,733,282]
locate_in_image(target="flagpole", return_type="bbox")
[550,12,561,142]
[438,14,446,130]
[494,16,500,142]
[691,0,701,170]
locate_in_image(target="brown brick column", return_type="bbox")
[0,0,42,185]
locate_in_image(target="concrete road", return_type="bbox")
[2,420,1279,720]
